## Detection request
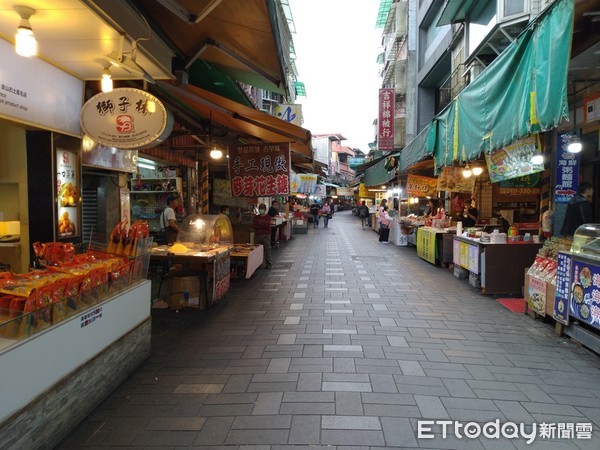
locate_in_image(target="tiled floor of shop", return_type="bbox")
[57,211,600,449]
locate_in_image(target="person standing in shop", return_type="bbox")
[160,194,181,245]
[252,203,272,269]
[377,199,388,227]
[310,201,320,228]
[461,203,479,228]
[321,201,332,228]
[268,200,280,247]
[378,205,392,243]
[561,182,594,236]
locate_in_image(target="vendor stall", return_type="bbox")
[150,214,233,308]
[230,244,264,279]
[453,235,542,295]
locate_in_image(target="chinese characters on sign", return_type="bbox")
[437,167,476,193]
[56,149,79,238]
[80,307,102,328]
[554,252,571,325]
[291,174,317,194]
[378,88,395,151]
[485,134,544,182]
[555,132,580,203]
[80,87,172,149]
[417,228,436,265]
[229,143,290,197]
[406,174,438,197]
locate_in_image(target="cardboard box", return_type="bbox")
[168,275,203,309]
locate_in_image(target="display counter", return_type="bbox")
[416,227,454,266]
[453,236,542,295]
[230,244,264,279]
[0,280,151,448]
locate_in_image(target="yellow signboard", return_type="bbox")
[406,174,438,197]
[416,228,437,265]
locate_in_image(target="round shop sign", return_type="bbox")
[80,87,173,149]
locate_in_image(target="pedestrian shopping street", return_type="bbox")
[58,211,600,449]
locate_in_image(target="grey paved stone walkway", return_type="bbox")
[58,211,600,449]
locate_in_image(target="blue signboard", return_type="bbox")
[569,257,600,330]
[555,132,580,203]
[553,252,571,325]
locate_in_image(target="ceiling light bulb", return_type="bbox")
[472,166,483,176]
[530,154,544,165]
[101,68,113,92]
[462,165,472,178]
[210,148,223,159]
[567,136,582,153]
[15,18,37,57]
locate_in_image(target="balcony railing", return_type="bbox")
[438,63,466,111]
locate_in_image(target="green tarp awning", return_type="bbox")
[364,155,396,186]
[399,123,437,172]
[403,0,573,171]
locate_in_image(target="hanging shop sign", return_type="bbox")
[555,132,580,203]
[584,92,600,123]
[291,174,318,194]
[378,88,395,150]
[406,174,438,197]
[275,104,302,126]
[336,187,354,197]
[485,134,543,183]
[436,167,475,193]
[315,184,326,197]
[359,183,370,198]
[80,88,173,150]
[569,258,600,331]
[229,142,290,197]
[56,149,80,239]
[0,38,82,135]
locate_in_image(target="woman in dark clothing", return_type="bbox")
[561,182,594,236]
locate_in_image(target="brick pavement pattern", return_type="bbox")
[58,211,600,449]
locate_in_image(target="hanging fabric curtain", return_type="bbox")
[433,0,573,169]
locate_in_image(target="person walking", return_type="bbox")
[358,201,370,229]
[309,201,320,228]
[378,205,392,243]
[321,201,332,228]
[252,203,273,269]
[561,182,594,236]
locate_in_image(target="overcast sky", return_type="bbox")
[288,0,382,153]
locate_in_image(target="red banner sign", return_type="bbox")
[229,142,290,197]
[378,88,395,150]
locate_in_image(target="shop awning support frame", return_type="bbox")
[184,38,281,89]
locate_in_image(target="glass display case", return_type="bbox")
[571,224,600,260]
[177,214,232,247]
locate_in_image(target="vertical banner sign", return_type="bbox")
[378,88,395,150]
[555,132,580,203]
[56,149,80,238]
[229,143,290,197]
[553,252,571,325]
